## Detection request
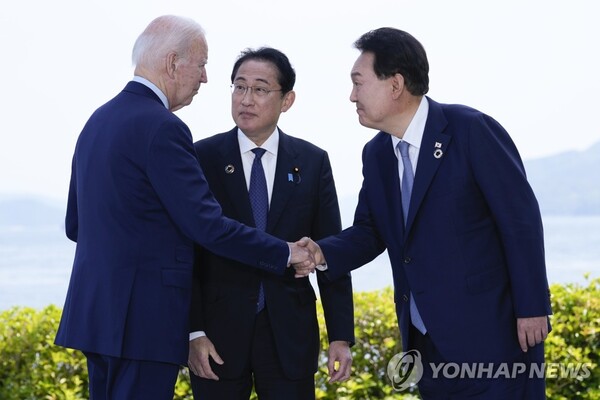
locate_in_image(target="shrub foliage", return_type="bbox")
[0,278,598,399]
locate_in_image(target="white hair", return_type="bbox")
[132,15,206,70]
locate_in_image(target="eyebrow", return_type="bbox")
[233,77,271,85]
[351,71,362,79]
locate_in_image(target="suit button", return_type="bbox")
[403,257,411,264]
[402,294,409,302]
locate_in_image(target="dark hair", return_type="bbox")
[354,27,429,95]
[230,47,296,94]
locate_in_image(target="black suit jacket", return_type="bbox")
[191,128,354,379]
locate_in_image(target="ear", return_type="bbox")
[281,90,296,113]
[165,51,178,79]
[391,73,405,99]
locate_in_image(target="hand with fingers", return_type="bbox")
[288,240,316,277]
[188,336,223,380]
[291,237,326,277]
[327,340,352,383]
[517,316,549,352]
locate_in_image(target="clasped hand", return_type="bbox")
[288,237,326,278]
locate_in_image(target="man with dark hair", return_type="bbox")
[188,47,355,399]
[301,28,551,398]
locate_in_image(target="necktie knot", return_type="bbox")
[397,139,414,225]
[398,140,410,158]
[252,148,266,159]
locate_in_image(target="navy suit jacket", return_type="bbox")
[55,82,290,366]
[191,128,354,380]
[319,97,551,363]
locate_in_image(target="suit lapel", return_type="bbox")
[219,129,256,226]
[267,131,299,232]
[374,133,406,241]
[405,99,452,233]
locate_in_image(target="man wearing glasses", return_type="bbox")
[187,47,355,399]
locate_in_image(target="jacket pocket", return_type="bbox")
[175,246,194,263]
[466,266,508,294]
[162,268,192,289]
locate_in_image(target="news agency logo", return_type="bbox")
[387,348,594,392]
[387,349,424,391]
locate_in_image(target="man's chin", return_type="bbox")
[357,116,373,129]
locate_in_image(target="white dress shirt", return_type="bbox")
[317,97,430,273]
[391,96,429,179]
[237,128,279,204]
[190,129,280,341]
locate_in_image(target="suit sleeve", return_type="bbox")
[190,246,206,332]
[467,113,551,318]
[318,145,387,281]
[312,152,355,345]
[65,154,78,242]
[146,119,290,275]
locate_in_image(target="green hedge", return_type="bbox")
[1,278,598,399]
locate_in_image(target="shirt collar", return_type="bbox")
[391,96,429,150]
[132,76,169,109]
[237,128,280,156]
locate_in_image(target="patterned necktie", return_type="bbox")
[249,148,268,312]
[398,141,427,334]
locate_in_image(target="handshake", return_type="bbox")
[288,237,325,277]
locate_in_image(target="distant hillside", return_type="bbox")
[0,141,598,228]
[0,196,65,227]
[525,141,600,215]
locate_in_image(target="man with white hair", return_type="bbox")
[55,15,313,399]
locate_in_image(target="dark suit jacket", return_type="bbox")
[319,97,551,364]
[191,128,354,380]
[55,82,290,366]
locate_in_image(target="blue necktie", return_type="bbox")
[249,148,268,313]
[398,141,427,334]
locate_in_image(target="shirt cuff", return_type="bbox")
[316,264,328,271]
[189,331,206,341]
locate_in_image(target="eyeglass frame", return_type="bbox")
[230,83,283,97]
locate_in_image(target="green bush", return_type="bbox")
[0,305,87,400]
[544,275,600,399]
[316,287,417,400]
[1,278,598,399]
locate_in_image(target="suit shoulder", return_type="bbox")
[282,133,327,156]
[362,131,390,153]
[194,131,231,152]
[446,104,509,140]
[432,99,512,148]
[90,92,186,141]
[445,102,483,116]
[437,101,495,125]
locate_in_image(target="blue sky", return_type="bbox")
[2,0,599,201]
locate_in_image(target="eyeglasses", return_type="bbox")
[230,83,283,97]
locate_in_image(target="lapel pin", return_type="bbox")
[290,167,301,184]
[433,142,443,159]
[225,164,235,174]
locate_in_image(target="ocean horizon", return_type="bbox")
[0,215,598,312]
